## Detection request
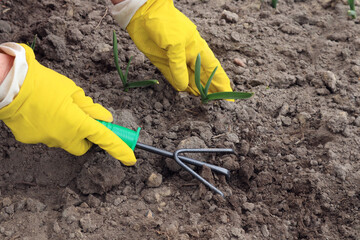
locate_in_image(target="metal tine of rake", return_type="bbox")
[136,143,235,197]
[174,149,234,197]
[136,143,233,179]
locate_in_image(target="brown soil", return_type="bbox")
[1,0,360,239]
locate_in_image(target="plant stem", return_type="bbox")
[30,34,37,50]
[271,0,278,8]
[194,54,205,98]
[348,0,355,10]
[113,30,127,88]
[348,0,356,19]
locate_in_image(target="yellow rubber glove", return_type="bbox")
[0,44,136,166]
[126,0,233,95]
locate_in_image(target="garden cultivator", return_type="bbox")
[99,120,235,197]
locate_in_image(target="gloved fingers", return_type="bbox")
[63,138,93,156]
[78,116,137,166]
[166,43,189,91]
[187,70,200,95]
[143,17,190,92]
[72,88,113,122]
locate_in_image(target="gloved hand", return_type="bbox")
[126,0,233,95]
[0,44,136,166]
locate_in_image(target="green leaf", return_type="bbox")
[30,34,37,50]
[206,91,254,102]
[124,56,134,81]
[127,80,159,88]
[26,34,37,50]
[194,53,205,98]
[204,66,218,96]
[348,0,355,10]
[113,30,126,86]
[271,0,278,8]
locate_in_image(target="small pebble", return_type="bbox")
[354,116,360,127]
[320,71,337,93]
[281,116,292,126]
[2,197,12,207]
[146,173,163,188]
[310,160,318,166]
[230,31,241,42]
[221,10,239,23]
[53,221,61,233]
[243,202,255,211]
[234,58,247,67]
[145,210,153,218]
[231,227,245,237]
[220,214,228,223]
[107,220,117,227]
[79,202,89,208]
[261,225,270,237]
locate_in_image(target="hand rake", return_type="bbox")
[99,120,235,197]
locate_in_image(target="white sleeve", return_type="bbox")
[111,0,147,29]
[0,43,28,109]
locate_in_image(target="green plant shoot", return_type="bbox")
[271,0,278,9]
[27,34,37,50]
[194,53,253,104]
[113,30,159,91]
[348,0,356,19]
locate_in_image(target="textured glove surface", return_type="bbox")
[126,0,233,95]
[0,44,136,166]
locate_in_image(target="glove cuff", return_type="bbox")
[111,0,147,29]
